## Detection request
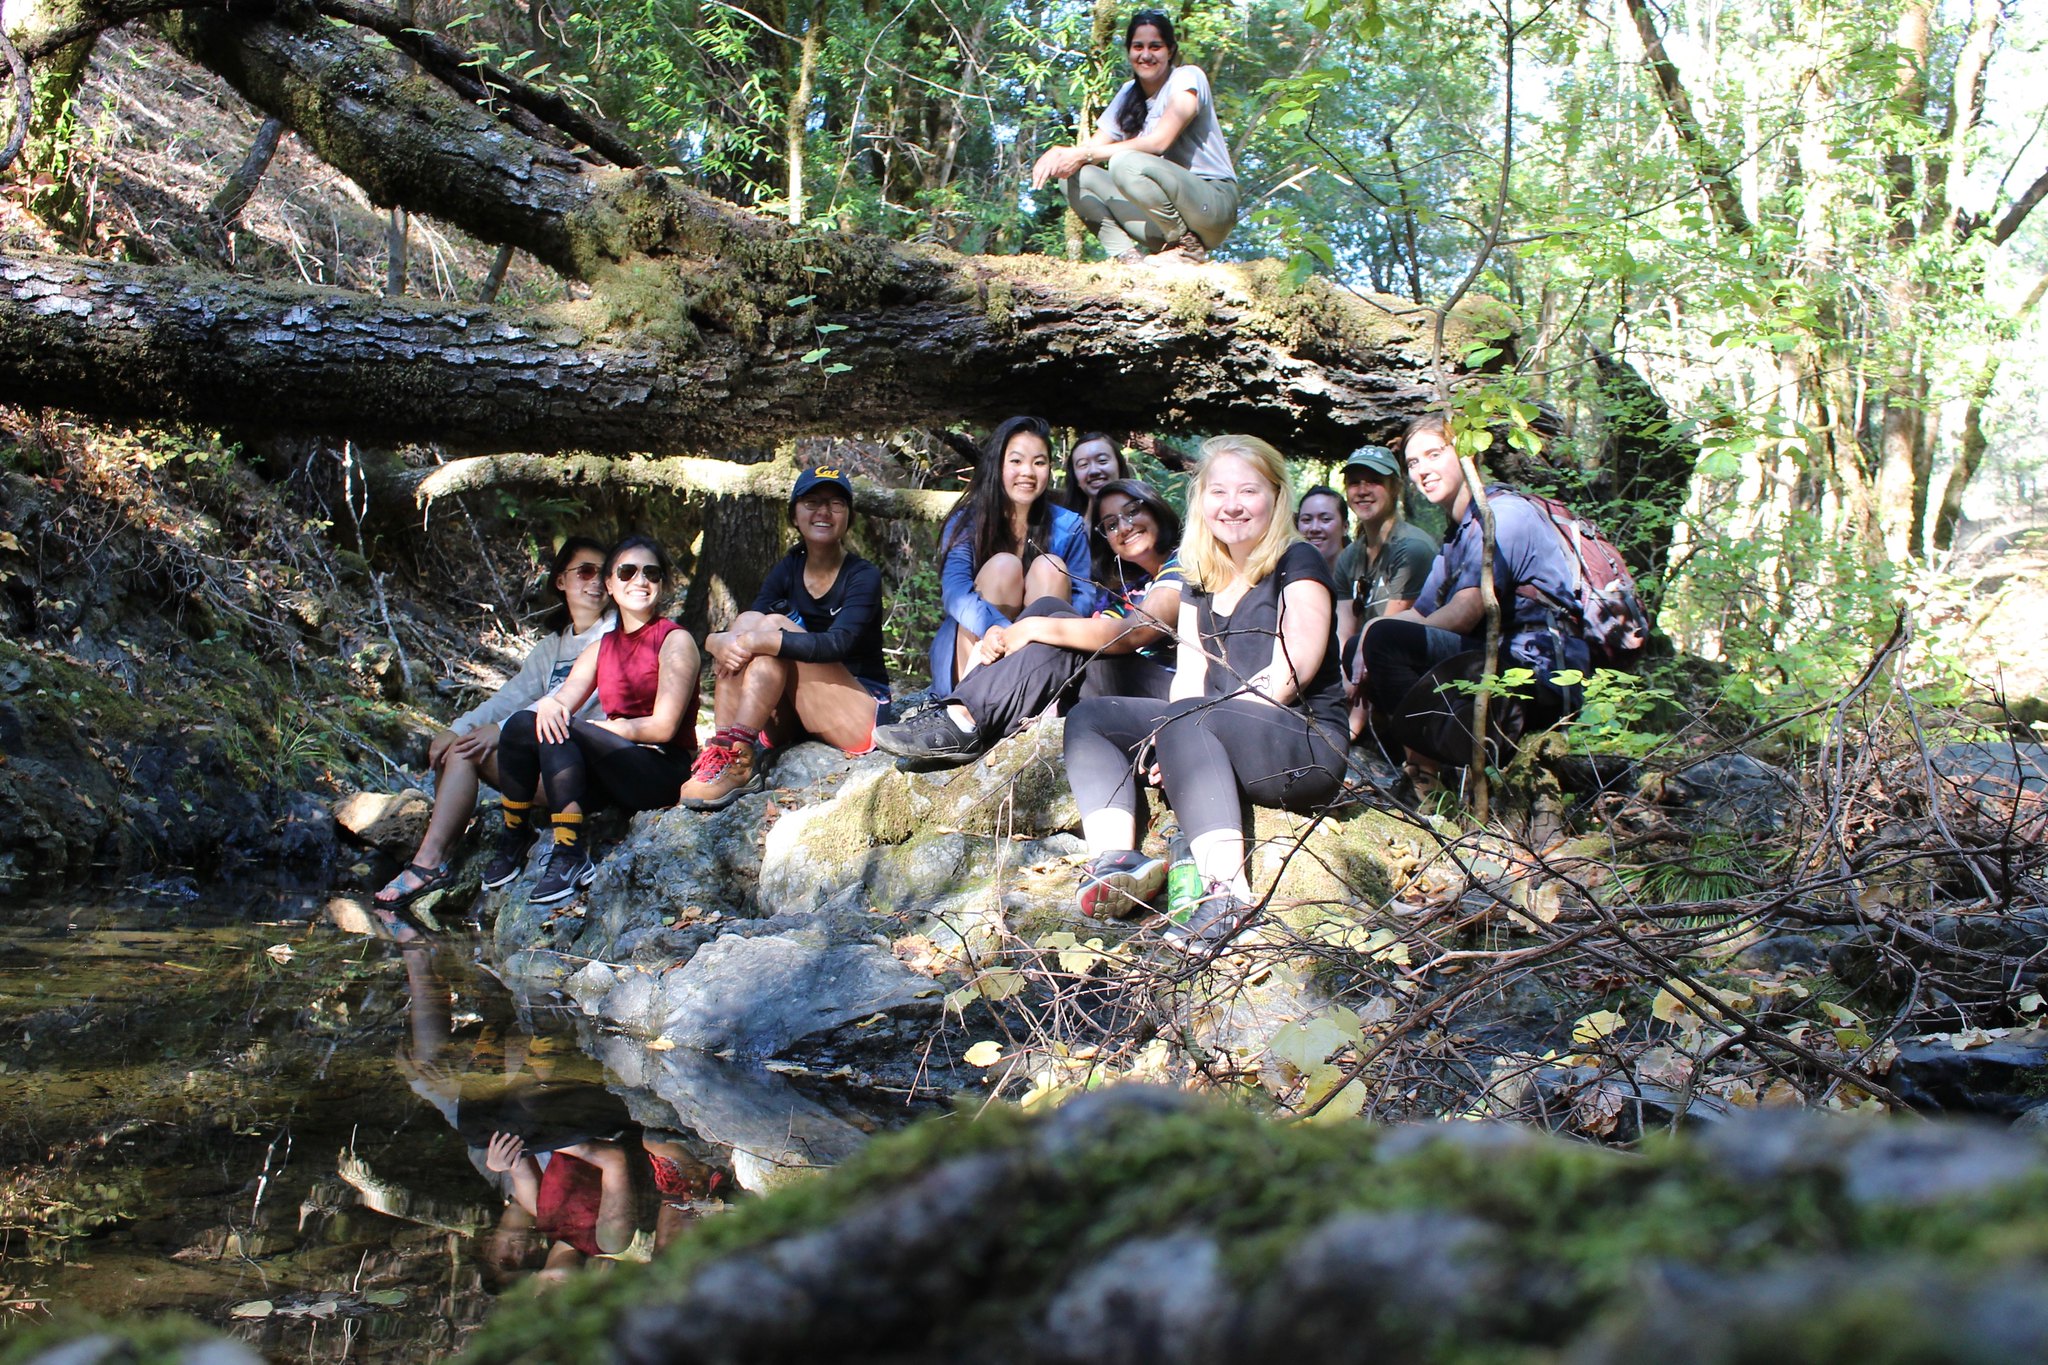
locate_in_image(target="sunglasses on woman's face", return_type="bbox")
[1097,508,1150,536]
[567,563,603,581]
[612,562,665,584]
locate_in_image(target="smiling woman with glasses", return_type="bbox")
[374,535,616,916]
[875,478,1184,765]
[486,534,703,906]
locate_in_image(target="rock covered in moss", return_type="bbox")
[463,1087,2048,1365]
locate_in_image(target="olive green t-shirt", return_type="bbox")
[1334,520,1438,620]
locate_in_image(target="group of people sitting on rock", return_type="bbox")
[376,410,1593,955]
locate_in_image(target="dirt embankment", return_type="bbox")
[0,412,565,893]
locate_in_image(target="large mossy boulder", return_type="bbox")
[462,1086,2048,1365]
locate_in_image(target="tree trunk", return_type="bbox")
[785,9,818,226]
[680,493,790,637]
[1931,270,2048,552]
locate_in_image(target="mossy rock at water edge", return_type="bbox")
[452,1086,2048,1365]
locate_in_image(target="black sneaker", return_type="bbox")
[872,705,983,763]
[480,828,536,890]
[1077,850,1167,919]
[1159,881,1257,954]
[528,845,596,905]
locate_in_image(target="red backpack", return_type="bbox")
[1510,492,1652,670]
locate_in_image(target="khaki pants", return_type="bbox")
[1066,151,1240,255]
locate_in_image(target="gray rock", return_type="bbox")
[1375,1119,1549,1163]
[1697,1110,2046,1206]
[587,1034,874,1188]
[1650,753,1799,833]
[276,790,339,867]
[564,960,619,1013]
[594,964,663,1033]
[1732,934,1825,970]
[1037,1234,1231,1365]
[332,788,431,853]
[658,932,938,1055]
[1838,1122,2043,1205]
[1573,1260,2048,1364]
[1244,1210,1511,1359]
[1832,908,2048,1006]
[1929,741,2048,833]
[1695,1109,1870,1185]
[1887,1027,2048,1118]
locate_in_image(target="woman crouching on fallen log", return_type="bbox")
[485,536,701,905]
[376,536,615,910]
[677,465,894,810]
[874,478,1182,764]
[1029,9,1239,267]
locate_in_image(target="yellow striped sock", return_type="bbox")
[501,798,534,831]
[552,812,585,848]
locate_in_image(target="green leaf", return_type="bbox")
[823,363,853,374]
[814,322,847,335]
[800,348,831,364]
[786,294,816,308]
[363,1290,407,1307]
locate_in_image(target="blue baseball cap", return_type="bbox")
[790,465,855,506]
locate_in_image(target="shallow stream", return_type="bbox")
[0,888,921,1360]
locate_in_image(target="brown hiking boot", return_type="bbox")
[678,740,768,811]
[1145,231,1210,267]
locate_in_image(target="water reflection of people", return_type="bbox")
[382,935,724,1286]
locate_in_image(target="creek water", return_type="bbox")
[0,887,916,1360]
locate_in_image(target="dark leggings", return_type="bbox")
[497,711,693,815]
[948,599,1173,741]
[1063,694,1346,842]
[1362,619,1469,727]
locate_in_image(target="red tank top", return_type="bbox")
[535,1151,605,1257]
[597,617,681,721]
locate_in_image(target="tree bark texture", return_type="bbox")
[1,247,1460,455]
[0,5,1472,458]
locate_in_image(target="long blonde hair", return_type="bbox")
[1180,435,1299,591]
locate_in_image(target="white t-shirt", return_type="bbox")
[1097,65,1236,182]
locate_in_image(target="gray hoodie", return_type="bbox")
[447,612,615,733]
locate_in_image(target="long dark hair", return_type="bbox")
[1089,477,1183,600]
[1059,432,1133,514]
[1115,10,1181,140]
[542,534,609,634]
[603,534,674,615]
[943,416,1058,571]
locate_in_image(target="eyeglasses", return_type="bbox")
[567,563,603,581]
[612,562,666,584]
[1097,508,1151,536]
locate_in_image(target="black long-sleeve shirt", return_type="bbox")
[748,547,891,698]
